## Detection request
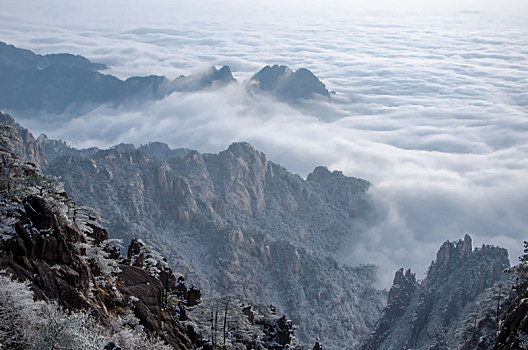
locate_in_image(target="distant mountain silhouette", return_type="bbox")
[0,42,235,113]
[0,41,106,71]
[248,64,330,100]
[171,65,236,92]
[0,42,331,115]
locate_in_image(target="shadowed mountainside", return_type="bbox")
[360,234,511,350]
[0,42,329,115]
[249,64,331,100]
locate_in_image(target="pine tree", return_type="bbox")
[510,241,528,289]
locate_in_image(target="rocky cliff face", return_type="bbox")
[493,285,528,350]
[492,242,528,350]
[360,234,511,350]
[0,137,196,349]
[0,112,48,169]
[5,113,519,349]
[29,125,384,347]
[1,121,312,349]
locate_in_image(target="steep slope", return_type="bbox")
[494,285,528,349]
[492,241,528,350]
[360,234,511,350]
[1,115,308,350]
[0,112,48,169]
[26,122,385,347]
[0,130,195,349]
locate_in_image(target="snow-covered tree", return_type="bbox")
[0,273,43,348]
[515,241,528,284]
[34,302,106,350]
[0,271,172,350]
[506,240,528,292]
[77,237,121,287]
[23,173,57,196]
[0,122,16,152]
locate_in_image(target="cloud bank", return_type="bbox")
[2,0,527,286]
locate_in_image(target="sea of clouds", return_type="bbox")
[2,0,527,286]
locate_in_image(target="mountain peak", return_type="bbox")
[306,166,343,182]
[361,235,510,350]
[171,65,237,92]
[426,234,508,288]
[202,65,236,85]
[387,267,417,308]
[215,65,235,81]
[226,141,265,160]
[227,141,257,153]
[110,143,136,153]
[0,40,106,71]
[251,65,293,91]
[249,64,330,100]
[22,117,379,348]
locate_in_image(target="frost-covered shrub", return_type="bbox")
[0,273,105,350]
[77,237,121,287]
[0,273,43,348]
[106,325,171,350]
[0,272,171,350]
[33,301,106,350]
[0,122,16,151]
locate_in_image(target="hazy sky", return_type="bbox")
[2,0,528,286]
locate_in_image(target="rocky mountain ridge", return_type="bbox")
[248,64,331,100]
[2,112,384,348]
[360,234,512,350]
[0,40,106,71]
[3,112,524,349]
[0,115,306,350]
[0,41,330,114]
[0,131,195,349]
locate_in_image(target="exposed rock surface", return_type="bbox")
[4,113,521,349]
[36,133,100,163]
[0,135,196,349]
[360,234,511,350]
[0,112,48,169]
[172,66,236,92]
[493,284,528,349]
[28,123,384,347]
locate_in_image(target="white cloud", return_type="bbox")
[2,0,528,286]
